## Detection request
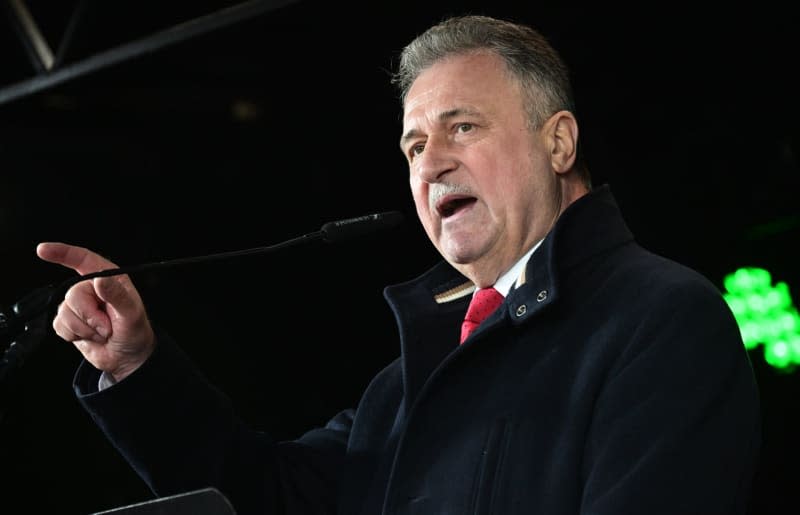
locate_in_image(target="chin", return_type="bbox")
[441,241,483,267]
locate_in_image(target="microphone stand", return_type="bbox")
[0,229,325,378]
[0,231,323,424]
[0,210,403,420]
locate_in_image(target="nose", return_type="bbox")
[413,136,458,184]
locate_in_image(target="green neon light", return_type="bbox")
[723,267,800,372]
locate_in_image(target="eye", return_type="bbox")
[410,143,425,157]
[456,122,474,133]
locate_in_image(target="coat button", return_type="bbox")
[516,304,527,317]
[536,290,548,302]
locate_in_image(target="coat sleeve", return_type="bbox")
[580,277,761,515]
[73,331,352,515]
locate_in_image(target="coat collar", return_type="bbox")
[382,184,634,401]
[385,184,633,311]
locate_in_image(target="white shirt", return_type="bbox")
[476,239,543,298]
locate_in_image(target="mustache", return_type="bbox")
[428,183,474,211]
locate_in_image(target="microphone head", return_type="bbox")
[321,211,405,243]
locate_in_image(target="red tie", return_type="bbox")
[460,287,504,344]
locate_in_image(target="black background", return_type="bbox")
[0,0,798,513]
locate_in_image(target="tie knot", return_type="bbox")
[460,287,504,344]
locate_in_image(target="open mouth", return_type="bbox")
[437,195,477,218]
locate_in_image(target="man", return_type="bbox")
[37,14,760,515]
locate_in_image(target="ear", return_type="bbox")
[545,110,579,174]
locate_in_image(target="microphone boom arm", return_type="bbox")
[0,209,403,344]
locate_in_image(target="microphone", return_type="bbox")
[0,210,404,343]
[321,211,405,243]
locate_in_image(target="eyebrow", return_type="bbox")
[399,107,482,149]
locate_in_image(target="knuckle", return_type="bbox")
[60,313,91,340]
[64,298,89,324]
[55,301,69,319]
[63,286,80,303]
[53,323,73,342]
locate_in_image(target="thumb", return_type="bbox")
[93,275,142,320]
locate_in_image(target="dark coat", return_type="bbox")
[75,185,761,515]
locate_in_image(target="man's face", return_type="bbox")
[401,51,562,286]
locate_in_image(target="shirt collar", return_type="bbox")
[478,239,544,298]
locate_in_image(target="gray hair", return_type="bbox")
[392,14,588,181]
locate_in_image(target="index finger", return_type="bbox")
[36,242,119,276]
